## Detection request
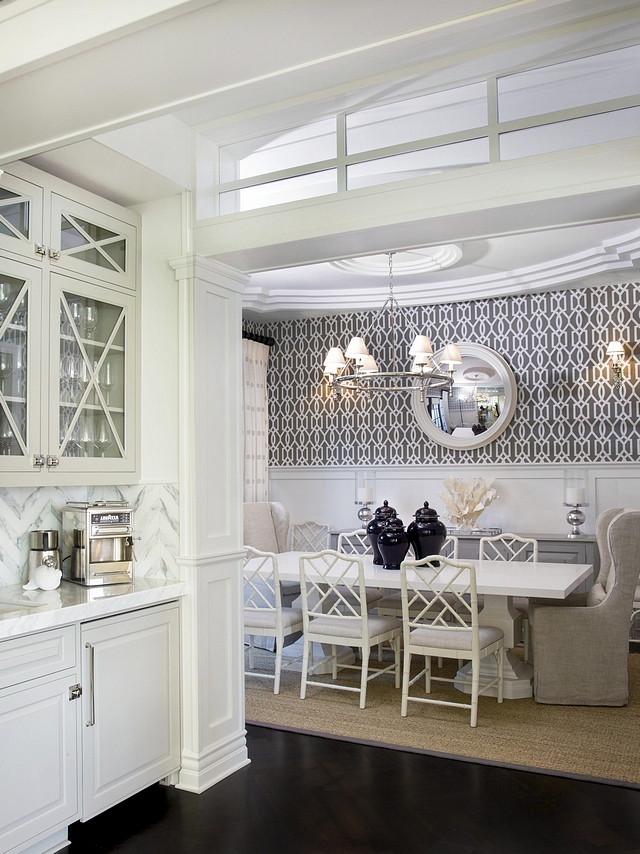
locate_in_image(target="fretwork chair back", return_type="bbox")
[479,533,538,660]
[291,521,330,552]
[376,536,460,618]
[298,550,401,709]
[243,547,304,694]
[400,555,504,727]
[336,529,383,612]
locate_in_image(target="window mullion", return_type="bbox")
[336,113,347,193]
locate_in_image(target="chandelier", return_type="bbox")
[322,253,462,402]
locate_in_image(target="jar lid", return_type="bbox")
[384,516,405,531]
[374,499,397,520]
[414,501,439,522]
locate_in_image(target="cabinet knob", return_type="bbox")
[69,684,82,701]
[48,248,61,261]
[46,455,60,468]
[33,454,45,469]
[35,243,47,256]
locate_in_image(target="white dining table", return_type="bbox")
[253,551,593,700]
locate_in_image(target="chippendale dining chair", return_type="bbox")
[479,533,538,660]
[243,547,304,694]
[299,550,401,709]
[291,521,330,552]
[336,529,383,610]
[400,555,504,727]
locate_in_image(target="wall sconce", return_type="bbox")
[606,340,625,390]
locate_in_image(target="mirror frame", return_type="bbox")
[411,342,517,450]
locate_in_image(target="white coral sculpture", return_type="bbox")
[438,476,498,531]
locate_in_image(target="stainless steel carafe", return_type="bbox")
[28,530,61,581]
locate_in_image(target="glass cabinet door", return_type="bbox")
[51,274,136,474]
[50,194,137,291]
[0,172,44,260]
[0,259,41,471]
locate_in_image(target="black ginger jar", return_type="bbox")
[377,516,410,571]
[366,500,397,565]
[407,501,447,565]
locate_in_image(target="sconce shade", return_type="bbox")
[345,337,369,358]
[606,341,625,357]
[409,335,433,356]
[441,343,463,366]
[324,347,346,367]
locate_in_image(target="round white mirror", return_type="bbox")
[411,342,517,450]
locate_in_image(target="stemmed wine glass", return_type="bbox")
[95,418,112,457]
[99,359,114,405]
[0,351,12,396]
[83,305,99,339]
[60,354,80,403]
[0,424,13,455]
[67,298,84,336]
[0,282,12,325]
[77,415,95,457]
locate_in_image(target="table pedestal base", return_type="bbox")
[454,650,533,699]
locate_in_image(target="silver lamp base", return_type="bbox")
[564,504,586,538]
[356,503,373,528]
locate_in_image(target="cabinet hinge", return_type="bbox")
[69,684,82,701]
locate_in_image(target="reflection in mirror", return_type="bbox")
[412,343,516,450]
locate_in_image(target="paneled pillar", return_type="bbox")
[169,255,250,793]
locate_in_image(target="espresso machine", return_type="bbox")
[62,501,135,586]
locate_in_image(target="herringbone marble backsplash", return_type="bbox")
[0,483,179,586]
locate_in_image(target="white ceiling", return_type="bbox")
[2,0,640,317]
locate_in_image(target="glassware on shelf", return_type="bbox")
[67,298,84,336]
[96,418,112,457]
[0,282,12,325]
[83,305,98,339]
[99,359,114,405]
[15,296,27,328]
[13,346,25,398]
[0,424,13,455]
[78,357,92,400]
[77,415,95,457]
[60,353,81,404]
[0,350,12,395]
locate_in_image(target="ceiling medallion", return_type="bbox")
[331,245,462,276]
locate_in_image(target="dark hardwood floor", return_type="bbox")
[69,723,640,854]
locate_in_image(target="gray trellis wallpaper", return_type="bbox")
[244,281,640,466]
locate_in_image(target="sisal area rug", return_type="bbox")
[245,651,640,787]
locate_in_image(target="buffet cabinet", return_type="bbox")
[0,601,180,854]
[0,162,140,485]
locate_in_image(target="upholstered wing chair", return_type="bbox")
[529,508,640,706]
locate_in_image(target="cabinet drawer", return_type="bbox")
[0,626,76,690]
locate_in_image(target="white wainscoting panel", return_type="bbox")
[269,464,640,537]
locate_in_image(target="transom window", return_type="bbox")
[203,44,640,218]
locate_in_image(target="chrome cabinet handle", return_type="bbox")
[85,642,95,726]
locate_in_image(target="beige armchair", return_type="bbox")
[530,509,640,706]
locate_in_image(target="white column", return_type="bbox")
[169,255,250,793]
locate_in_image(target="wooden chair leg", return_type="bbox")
[331,645,337,679]
[274,636,282,695]
[425,655,432,693]
[300,639,311,699]
[359,647,370,710]
[497,647,504,704]
[249,636,255,669]
[470,658,480,727]
[393,637,401,688]
[401,648,411,716]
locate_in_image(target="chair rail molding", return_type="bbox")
[169,253,250,793]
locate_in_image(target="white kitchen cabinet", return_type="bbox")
[0,162,140,485]
[0,626,80,854]
[80,601,181,821]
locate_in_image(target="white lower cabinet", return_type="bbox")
[80,602,181,821]
[0,601,181,854]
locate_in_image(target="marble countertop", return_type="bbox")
[0,577,187,640]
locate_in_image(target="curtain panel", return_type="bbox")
[242,338,269,502]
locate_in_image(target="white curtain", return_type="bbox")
[242,337,270,502]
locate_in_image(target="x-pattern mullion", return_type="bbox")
[62,214,125,274]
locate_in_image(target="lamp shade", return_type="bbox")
[606,341,625,357]
[411,357,433,374]
[360,355,378,374]
[441,344,462,366]
[323,347,346,367]
[345,336,369,358]
[409,335,433,356]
